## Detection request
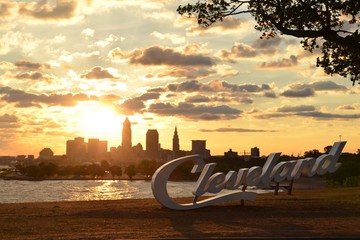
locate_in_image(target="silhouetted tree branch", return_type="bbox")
[178,0,360,85]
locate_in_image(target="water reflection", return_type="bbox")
[0,179,270,203]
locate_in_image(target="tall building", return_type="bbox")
[172,126,180,152]
[191,140,210,159]
[122,117,132,149]
[88,138,99,161]
[251,147,260,158]
[66,137,87,162]
[39,148,54,159]
[146,129,159,161]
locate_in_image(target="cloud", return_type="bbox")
[161,80,271,93]
[277,105,316,112]
[217,36,283,61]
[337,103,360,110]
[0,86,119,108]
[185,95,211,103]
[280,87,315,98]
[148,102,242,120]
[19,0,78,21]
[0,2,16,20]
[0,114,18,123]
[199,127,277,133]
[150,31,186,45]
[109,45,215,66]
[81,28,95,39]
[296,111,360,120]
[90,34,124,48]
[152,67,216,80]
[12,71,54,82]
[14,60,50,70]
[258,55,298,69]
[135,92,161,101]
[80,66,118,80]
[119,98,146,114]
[186,16,249,36]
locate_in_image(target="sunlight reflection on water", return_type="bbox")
[0,179,269,203]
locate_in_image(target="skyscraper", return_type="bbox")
[122,117,132,149]
[172,126,180,152]
[146,129,159,161]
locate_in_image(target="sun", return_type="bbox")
[75,102,122,140]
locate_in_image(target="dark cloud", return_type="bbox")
[148,102,242,120]
[296,111,360,120]
[14,72,53,82]
[14,60,50,70]
[135,92,161,101]
[218,36,283,61]
[120,99,146,114]
[19,0,78,20]
[155,67,216,80]
[185,95,211,103]
[163,80,271,93]
[277,105,316,112]
[280,87,315,98]
[259,55,298,69]
[0,2,15,19]
[110,46,215,66]
[0,114,18,123]
[264,91,277,98]
[0,86,119,108]
[80,66,117,80]
[291,81,348,91]
[199,127,277,133]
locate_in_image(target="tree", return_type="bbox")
[137,160,160,180]
[110,165,122,180]
[178,0,360,85]
[303,149,322,158]
[125,164,136,180]
[324,145,332,154]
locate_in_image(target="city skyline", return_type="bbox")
[0,1,359,157]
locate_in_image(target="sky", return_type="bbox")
[0,0,359,157]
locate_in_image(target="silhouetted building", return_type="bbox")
[122,117,132,149]
[251,147,260,158]
[224,148,238,158]
[172,126,180,152]
[146,129,160,161]
[66,137,87,162]
[191,140,210,159]
[39,148,54,159]
[88,138,99,161]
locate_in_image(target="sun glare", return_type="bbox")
[76,103,122,139]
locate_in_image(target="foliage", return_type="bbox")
[137,160,160,180]
[124,164,136,180]
[325,152,360,187]
[178,0,360,85]
[303,149,322,158]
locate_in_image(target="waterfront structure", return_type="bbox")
[146,129,160,161]
[122,117,132,149]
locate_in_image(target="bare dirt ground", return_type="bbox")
[0,187,359,239]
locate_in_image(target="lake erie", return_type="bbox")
[0,179,198,203]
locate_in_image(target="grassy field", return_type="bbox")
[0,187,360,239]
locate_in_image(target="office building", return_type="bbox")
[146,129,159,161]
[122,117,132,149]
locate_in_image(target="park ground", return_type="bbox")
[0,186,360,239]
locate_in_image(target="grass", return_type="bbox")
[0,187,359,239]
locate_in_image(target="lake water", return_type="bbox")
[0,177,322,204]
[0,180,266,203]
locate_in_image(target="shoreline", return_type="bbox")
[1,187,359,239]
